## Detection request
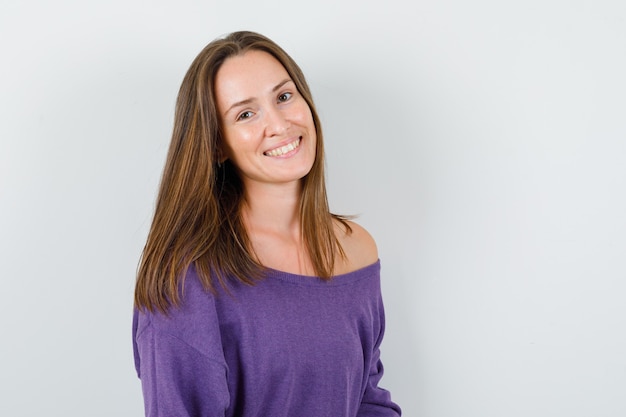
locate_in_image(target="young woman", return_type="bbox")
[132,30,401,416]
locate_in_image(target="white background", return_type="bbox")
[1,1,625,416]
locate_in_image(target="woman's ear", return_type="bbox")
[216,150,228,165]
[216,143,229,165]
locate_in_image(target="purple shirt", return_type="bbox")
[133,260,401,416]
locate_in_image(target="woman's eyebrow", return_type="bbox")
[272,78,293,92]
[224,79,294,116]
[224,98,254,116]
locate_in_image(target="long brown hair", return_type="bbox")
[135,31,350,313]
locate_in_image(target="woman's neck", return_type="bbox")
[242,180,302,238]
[241,180,314,275]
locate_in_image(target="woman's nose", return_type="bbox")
[264,107,290,136]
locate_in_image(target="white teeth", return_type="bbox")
[264,138,301,157]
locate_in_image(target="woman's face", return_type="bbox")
[215,50,317,190]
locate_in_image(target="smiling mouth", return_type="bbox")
[263,137,301,157]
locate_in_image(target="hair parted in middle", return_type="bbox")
[135,31,351,313]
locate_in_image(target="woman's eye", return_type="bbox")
[237,111,253,121]
[278,92,292,102]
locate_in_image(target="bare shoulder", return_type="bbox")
[334,219,379,274]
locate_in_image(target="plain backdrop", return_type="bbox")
[1,1,625,416]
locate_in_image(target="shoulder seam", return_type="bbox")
[137,320,228,369]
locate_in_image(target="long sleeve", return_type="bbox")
[357,346,402,416]
[134,321,230,416]
[357,279,402,416]
[132,271,230,417]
